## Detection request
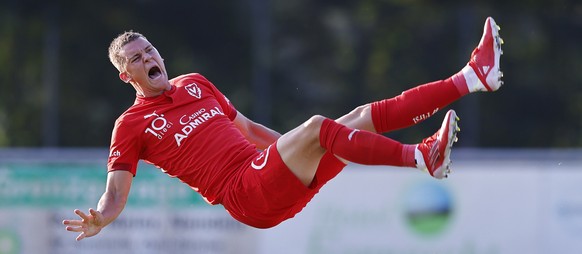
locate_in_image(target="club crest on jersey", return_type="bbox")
[185,83,202,99]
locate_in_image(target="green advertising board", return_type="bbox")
[0,162,208,208]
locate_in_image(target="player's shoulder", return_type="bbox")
[114,109,141,127]
[113,103,151,127]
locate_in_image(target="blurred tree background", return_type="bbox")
[0,0,580,148]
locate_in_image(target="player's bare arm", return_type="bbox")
[233,111,281,150]
[63,170,133,241]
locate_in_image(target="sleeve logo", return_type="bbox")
[109,150,121,157]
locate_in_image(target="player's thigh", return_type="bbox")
[276,115,326,186]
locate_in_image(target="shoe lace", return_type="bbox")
[421,133,441,172]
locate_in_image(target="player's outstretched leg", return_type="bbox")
[319,111,461,179]
[454,16,505,93]
[415,109,460,179]
[338,17,504,135]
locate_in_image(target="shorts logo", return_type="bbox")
[185,83,202,99]
[251,145,271,170]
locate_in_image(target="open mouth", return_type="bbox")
[148,66,162,79]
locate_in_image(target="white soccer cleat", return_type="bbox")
[415,110,460,179]
[460,17,504,92]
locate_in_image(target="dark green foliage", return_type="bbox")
[0,1,580,147]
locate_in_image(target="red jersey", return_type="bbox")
[107,73,257,204]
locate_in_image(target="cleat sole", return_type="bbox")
[433,110,460,179]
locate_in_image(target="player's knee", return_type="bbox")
[349,105,372,119]
[303,115,325,130]
[301,115,326,140]
[354,104,371,118]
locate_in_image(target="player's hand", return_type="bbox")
[62,208,104,241]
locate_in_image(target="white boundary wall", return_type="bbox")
[0,148,581,254]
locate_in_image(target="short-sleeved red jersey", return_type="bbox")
[107,73,257,204]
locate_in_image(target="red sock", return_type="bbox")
[371,77,467,133]
[319,118,416,167]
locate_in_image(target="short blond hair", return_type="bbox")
[108,31,146,71]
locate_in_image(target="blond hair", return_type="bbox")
[108,31,146,71]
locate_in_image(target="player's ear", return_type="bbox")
[119,72,131,83]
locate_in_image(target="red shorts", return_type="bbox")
[221,143,346,228]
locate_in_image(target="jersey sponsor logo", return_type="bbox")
[178,108,207,125]
[144,111,174,139]
[251,145,271,170]
[185,83,202,99]
[174,106,225,146]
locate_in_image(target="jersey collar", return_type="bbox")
[134,85,176,105]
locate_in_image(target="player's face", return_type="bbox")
[119,37,170,96]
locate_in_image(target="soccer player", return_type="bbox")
[63,17,504,240]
